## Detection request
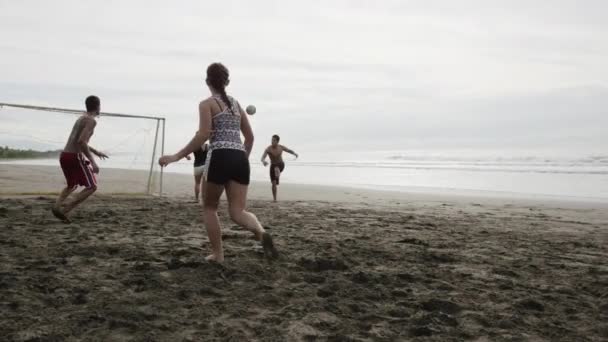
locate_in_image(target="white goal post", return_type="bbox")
[0,102,166,196]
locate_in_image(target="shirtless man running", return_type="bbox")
[51,95,108,222]
[261,134,298,202]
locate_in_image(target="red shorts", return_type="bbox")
[59,152,97,189]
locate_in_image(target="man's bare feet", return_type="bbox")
[262,232,279,259]
[51,207,71,223]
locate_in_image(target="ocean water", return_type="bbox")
[3,149,607,201]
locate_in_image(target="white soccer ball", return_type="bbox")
[246,105,256,115]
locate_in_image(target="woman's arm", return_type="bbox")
[159,101,212,166]
[261,148,269,166]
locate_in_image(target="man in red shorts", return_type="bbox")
[52,95,108,222]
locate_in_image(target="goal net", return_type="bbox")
[0,103,165,196]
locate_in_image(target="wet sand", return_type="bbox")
[1,164,608,341]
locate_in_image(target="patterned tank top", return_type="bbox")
[208,95,245,152]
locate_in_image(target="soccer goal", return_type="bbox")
[0,102,165,196]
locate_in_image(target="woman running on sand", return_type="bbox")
[159,63,278,263]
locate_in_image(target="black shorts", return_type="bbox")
[270,162,285,184]
[206,149,250,185]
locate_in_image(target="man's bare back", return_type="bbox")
[64,115,95,153]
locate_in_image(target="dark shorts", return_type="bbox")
[206,149,250,185]
[59,152,97,189]
[270,162,285,184]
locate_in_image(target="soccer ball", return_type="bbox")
[246,105,256,115]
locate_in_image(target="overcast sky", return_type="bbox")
[1,0,607,156]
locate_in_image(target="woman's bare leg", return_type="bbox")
[226,181,278,258]
[200,179,206,203]
[203,181,225,262]
[226,181,264,239]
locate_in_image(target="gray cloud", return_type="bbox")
[0,0,606,156]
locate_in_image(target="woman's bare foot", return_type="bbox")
[205,254,224,263]
[253,228,264,241]
[262,232,279,259]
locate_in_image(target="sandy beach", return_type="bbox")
[1,164,607,341]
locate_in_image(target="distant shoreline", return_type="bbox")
[1,163,607,209]
[0,155,60,160]
[0,147,61,160]
[1,159,608,204]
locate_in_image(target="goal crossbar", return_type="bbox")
[0,102,165,121]
[0,102,166,196]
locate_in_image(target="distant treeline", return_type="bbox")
[0,146,62,159]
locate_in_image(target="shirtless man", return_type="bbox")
[261,135,298,202]
[51,95,108,222]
